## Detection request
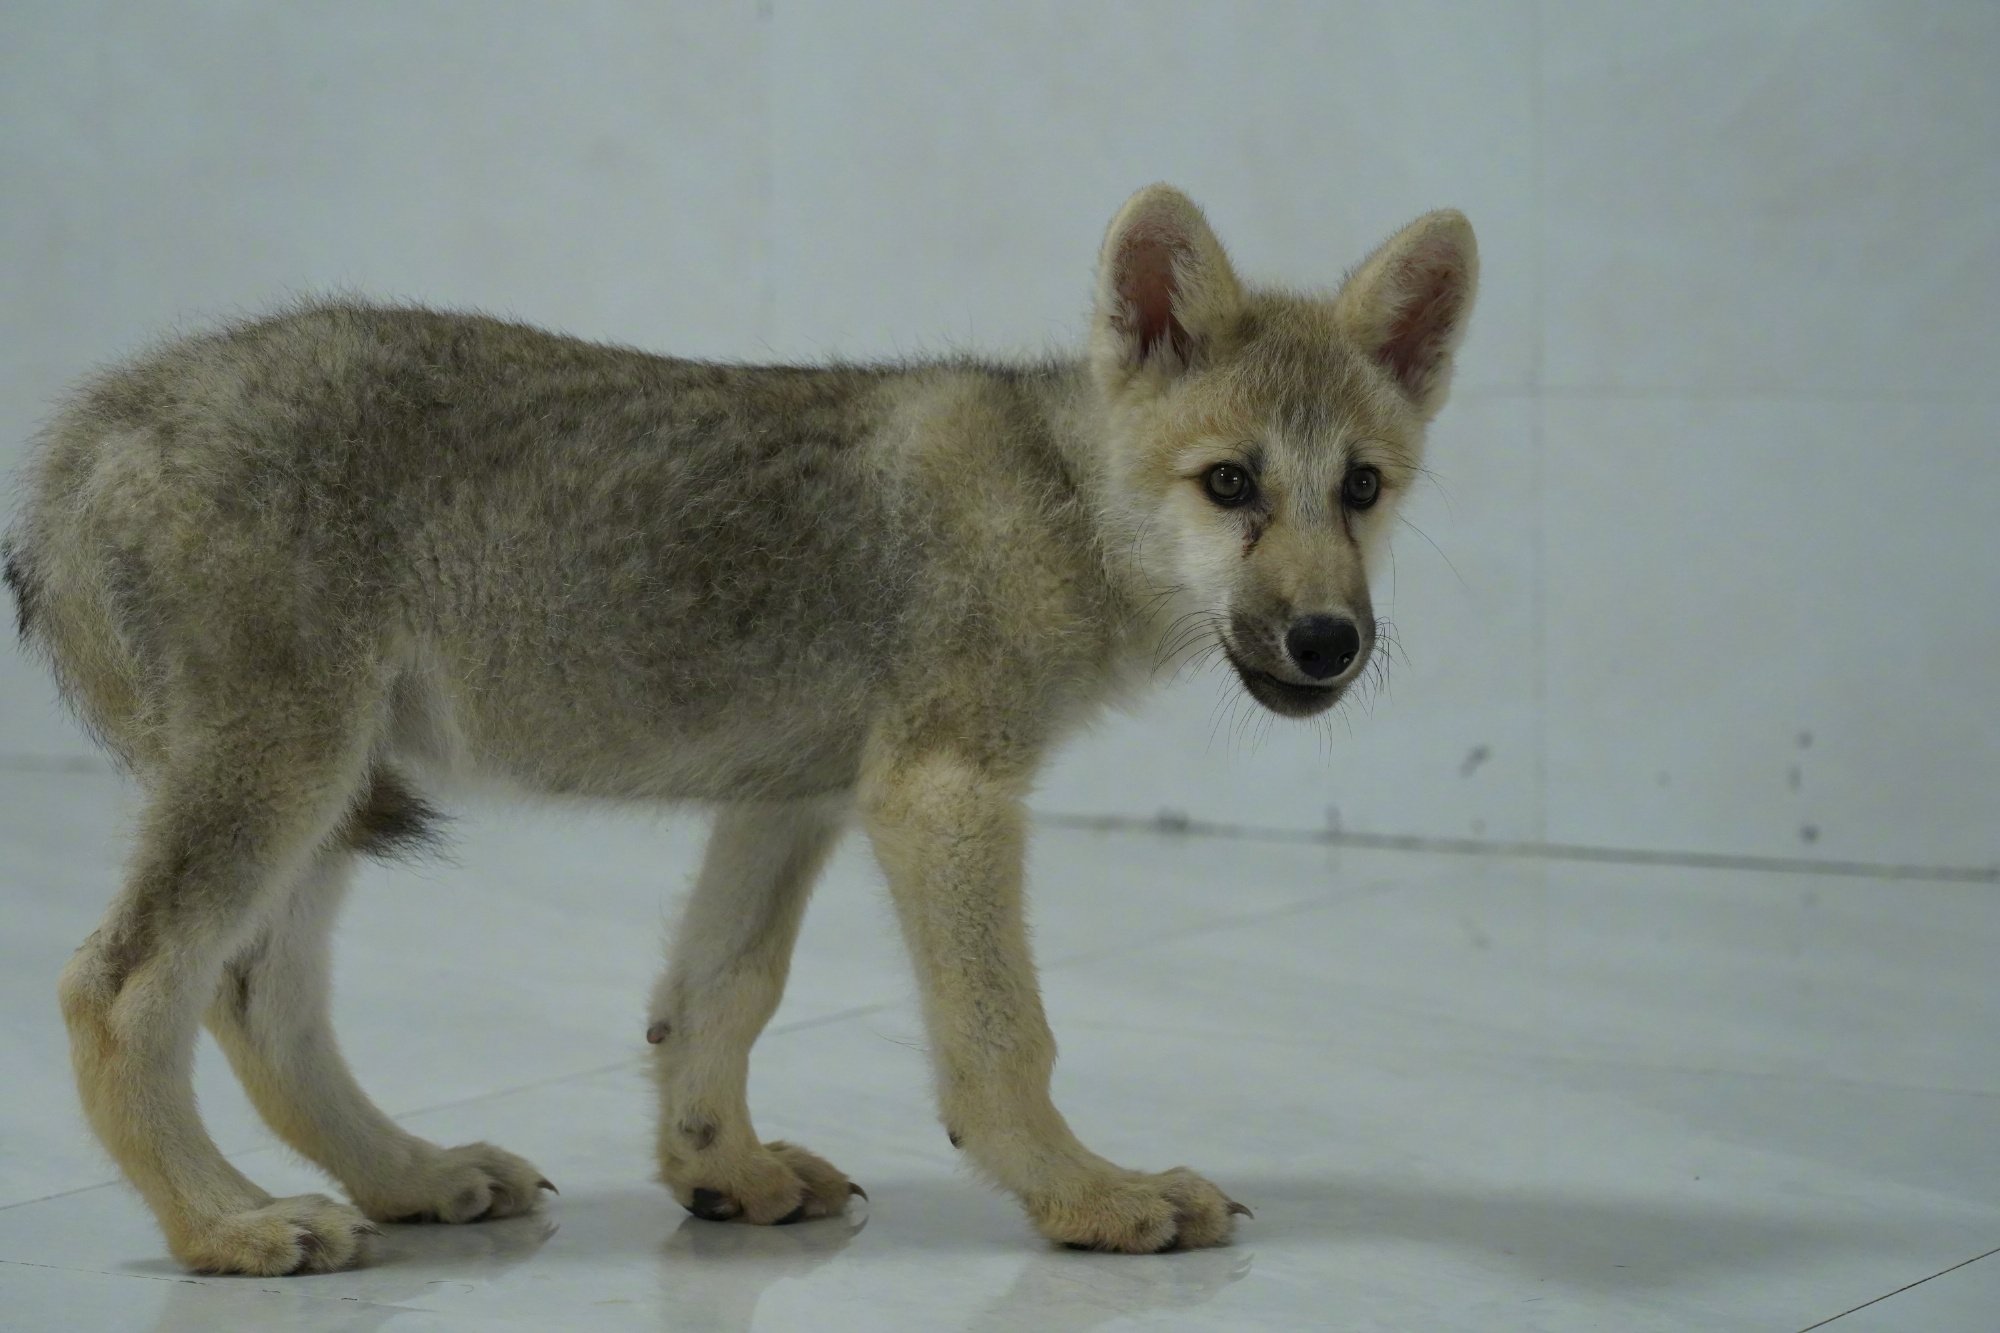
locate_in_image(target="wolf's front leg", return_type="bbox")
[860,749,1246,1253]
[649,800,859,1225]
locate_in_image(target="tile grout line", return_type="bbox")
[1039,810,2000,886]
[1527,1,1557,1212]
[1465,386,2000,405]
[754,0,777,355]
[0,1255,425,1312]
[1075,1012,2000,1104]
[1528,0,1550,857]
[0,753,102,773]
[11,752,1992,883]
[1796,1243,2000,1332]
[32,759,1980,882]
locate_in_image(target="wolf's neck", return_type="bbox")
[1022,359,1184,681]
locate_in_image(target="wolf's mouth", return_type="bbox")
[1221,643,1344,718]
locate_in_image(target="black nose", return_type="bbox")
[1285,615,1361,680]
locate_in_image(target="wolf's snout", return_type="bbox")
[1284,615,1361,681]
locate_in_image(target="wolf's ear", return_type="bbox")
[1092,184,1244,384]
[1335,210,1478,419]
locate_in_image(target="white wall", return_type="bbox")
[2,2,1994,870]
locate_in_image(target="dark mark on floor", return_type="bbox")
[1459,744,1491,778]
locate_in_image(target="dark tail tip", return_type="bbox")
[2,541,38,641]
[342,767,446,860]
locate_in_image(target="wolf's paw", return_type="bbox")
[1026,1166,1248,1253]
[354,1141,554,1225]
[667,1140,862,1225]
[172,1193,376,1275]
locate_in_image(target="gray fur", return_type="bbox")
[10,299,1114,799]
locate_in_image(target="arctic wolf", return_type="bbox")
[4,185,1475,1272]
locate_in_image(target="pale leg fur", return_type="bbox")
[650,800,857,1224]
[56,712,379,1275]
[860,751,1244,1253]
[205,849,551,1225]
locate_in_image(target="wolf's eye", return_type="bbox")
[1203,463,1254,507]
[1342,465,1382,510]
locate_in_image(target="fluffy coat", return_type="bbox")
[4,185,1475,1271]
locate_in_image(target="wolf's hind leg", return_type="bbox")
[206,842,552,1225]
[650,800,856,1224]
[58,703,380,1275]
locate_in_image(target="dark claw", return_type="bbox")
[686,1187,740,1222]
[947,1130,963,1149]
[356,1222,383,1238]
[646,1021,670,1044]
[773,1203,809,1226]
[291,1229,330,1273]
[1227,1200,1253,1219]
[1155,1230,1182,1253]
[537,1178,559,1194]
[848,1182,868,1201]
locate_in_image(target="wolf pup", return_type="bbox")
[4,185,1474,1273]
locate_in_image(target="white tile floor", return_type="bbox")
[1,763,1995,1331]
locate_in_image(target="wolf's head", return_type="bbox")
[1089,184,1477,718]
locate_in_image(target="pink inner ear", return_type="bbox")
[1116,231,1192,364]
[1378,243,1465,394]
